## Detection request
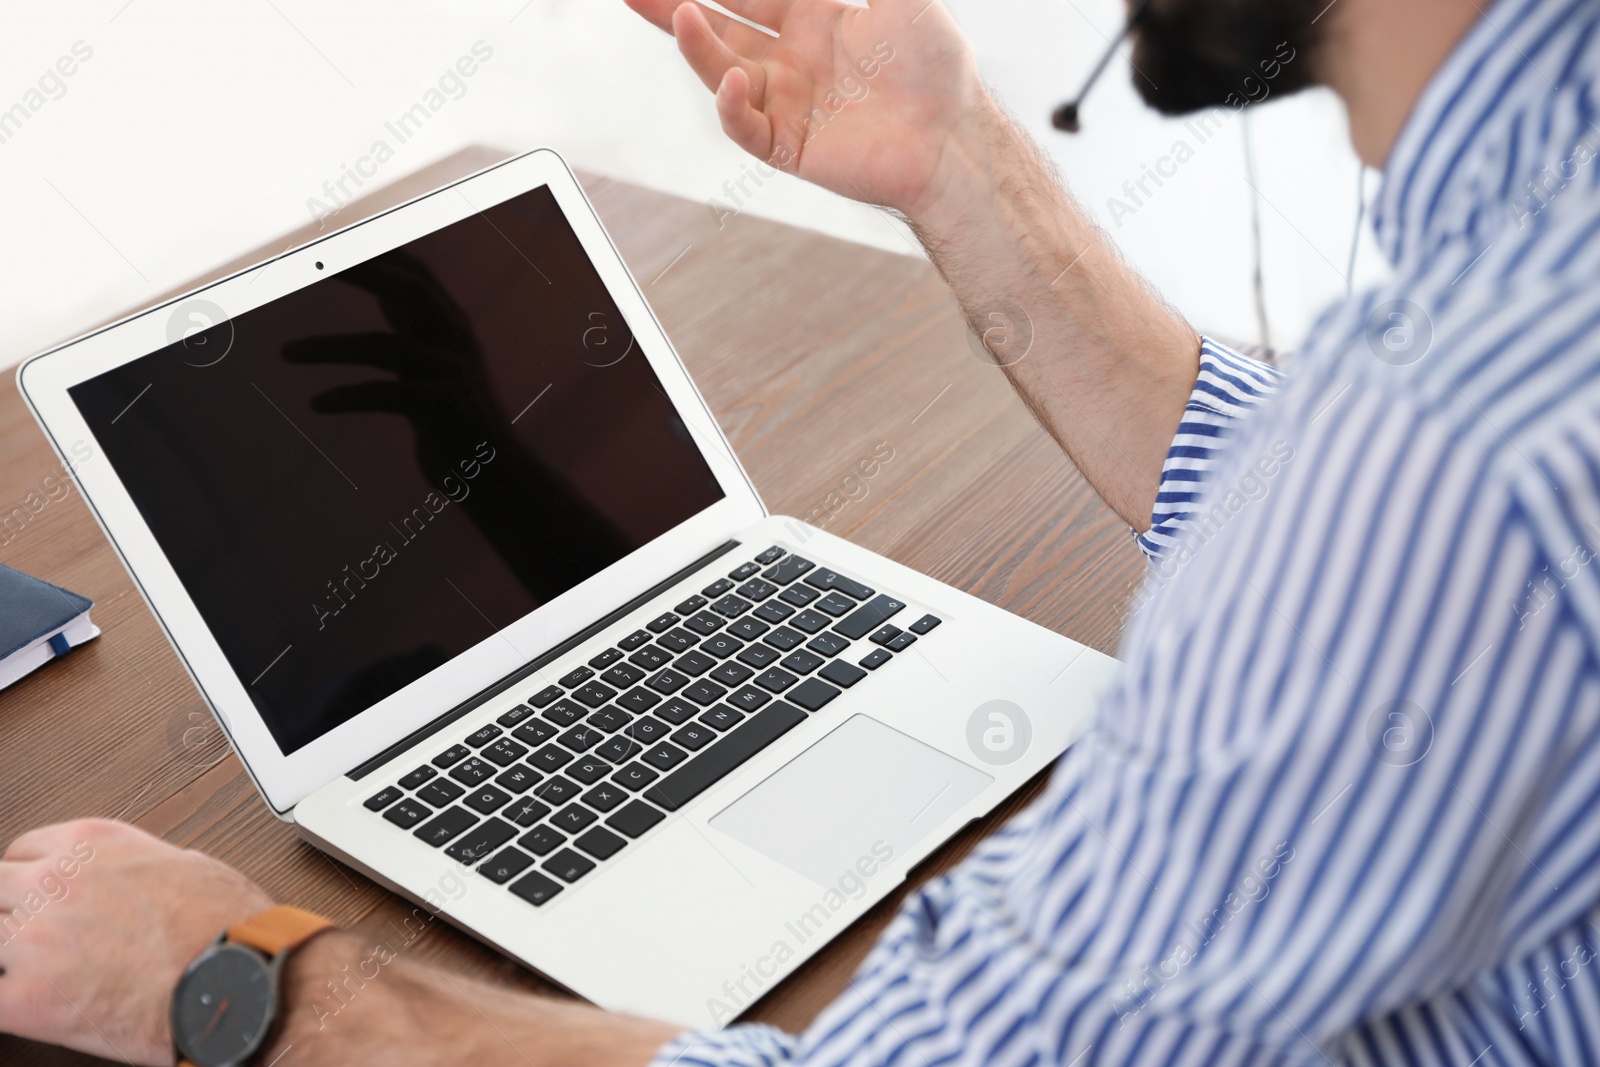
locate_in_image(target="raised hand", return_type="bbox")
[623,0,986,217]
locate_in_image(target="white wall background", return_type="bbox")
[0,0,1390,374]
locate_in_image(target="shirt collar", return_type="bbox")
[1371,0,1600,269]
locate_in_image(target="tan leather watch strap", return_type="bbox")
[225,903,334,957]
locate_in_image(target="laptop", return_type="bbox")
[18,149,1119,1028]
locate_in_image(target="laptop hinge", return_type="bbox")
[345,539,742,781]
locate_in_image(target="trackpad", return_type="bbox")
[710,715,992,886]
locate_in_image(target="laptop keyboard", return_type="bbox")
[361,544,941,909]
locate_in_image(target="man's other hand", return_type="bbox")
[623,0,987,220]
[0,819,274,1065]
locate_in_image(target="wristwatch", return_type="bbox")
[170,904,334,1067]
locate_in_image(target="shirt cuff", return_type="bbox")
[1135,336,1285,561]
[648,1024,798,1067]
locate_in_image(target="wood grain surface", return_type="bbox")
[0,172,1144,1065]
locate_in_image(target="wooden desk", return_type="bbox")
[0,175,1142,1065]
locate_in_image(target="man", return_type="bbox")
[5,0,1599,1061]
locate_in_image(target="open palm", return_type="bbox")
[624,0,982,216]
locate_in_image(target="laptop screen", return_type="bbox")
[69,184,725,755]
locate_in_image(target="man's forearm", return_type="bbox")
[906,93,1201,530]
[267,930,684,1067]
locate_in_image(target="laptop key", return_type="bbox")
[699,634,743,659]
[908,614,942,635]
[480,847,535,885]
[646,668,692,694]
[711,662,754,687]
[763,555,814,584]
[543,848,596,883]
[753,600,795,623]
[528,685,563,708]
[559,666,594,689]
[820,659,868,689]
[432,744,470,768]
[780,650,824,675]
[558,726,605,752]
[397,765,437,790]
[763,627,804,651]
[807,632,850,657]
[575,827,628,861]
[788,678,841,712]
[518,825,567,856]
[779,585,819,607]
[495,764,541,794]
[617,687,663,714]
[496,704,535,728]
[814,592,855,618]
[727,616,770,641]
[573,683,616,709]
[595,735,642,764]
[611,762,660,791]
[530,744,574,773]
[533,775,582,805]
[711,594,753,618]
[702,577,735,598]
[566,756,610,785]
[790,609,831,634]
[728,561,762,581]
[617,629,651,651]
[644,702,807,811]
[653,697,699,724]
[671,651,715,676]
[754,545,785,564]
[587,705,632,733]
[446,817,515,863]
[736,643,779,669]
[869,625,904,647]
[736,578,778,602]
[675,595,708,615]
[582,783,628,813]
[626,717,671,745]
[383,799,430,829]
[542,699,586,726]
[700,704,745,731]
[683,680,727,706]
[483,738,528,767]
[414,807,478,847]
[509,870,564,906]
[513,719,557,747]
[805,568,874,600]
[642,741,689,771]
[602,663,646,688]
[365,786,403,812]
[551,803,599,834]
[657,627,697,653]
[417,779,465,807]
[464,786,511,815]
[859,647,892,670]
[449,758,495,786]
[886,631,918,652]
[754,668,797,693]
[672,723,716,751]
[684,611,725,636]
[727,685,771,712]
[606,800,666,838]
[504,797,551,827]
[588,647,625,669]
[647,612,679,633]
[628,645,671,671]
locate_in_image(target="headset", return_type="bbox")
[1051,0,1153,132]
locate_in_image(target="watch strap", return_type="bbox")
[225,904,334,957]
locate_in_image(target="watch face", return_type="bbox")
[172,943,275,1067]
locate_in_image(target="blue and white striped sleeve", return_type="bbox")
[1135,337,1286,560]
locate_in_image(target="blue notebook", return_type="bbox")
[0,563,99,690]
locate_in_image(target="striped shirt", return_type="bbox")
[652,0,1600,1062]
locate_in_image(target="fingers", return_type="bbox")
[716,67,776,162]
[673,3,756,93]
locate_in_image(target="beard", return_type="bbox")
[1131,0,1327,115]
